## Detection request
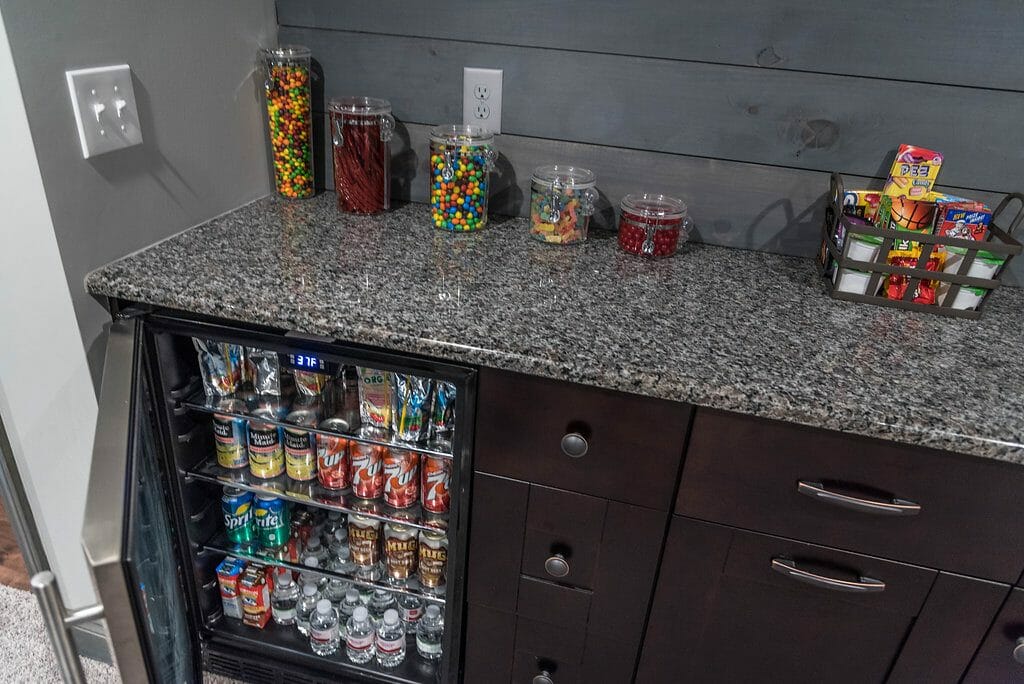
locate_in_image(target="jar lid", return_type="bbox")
[429,124,494,146]
[621,193,686,220]
[260,45,311,60]
[329,96,391,116]
[531,165,596,189]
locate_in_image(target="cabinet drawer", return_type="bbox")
[677,409,1024,582]
[475,368,690,508]
[464,602,516,683]
[516,575,591,627]
[512,616,584,684]
[521,486,605,589]
[963,588,1024,683]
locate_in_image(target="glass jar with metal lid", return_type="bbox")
[529,165,599,245]
[429,124,496,231]
[617,193,693,258]
[260,46,314,200]
[329,96,395,214]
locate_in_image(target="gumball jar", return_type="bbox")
[261,46,315,200]
[617,193,692,259]
[429,125,496,232]
[329,97,395,214]
[529,165,599,245]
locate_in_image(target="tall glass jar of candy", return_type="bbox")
[529,165,598,245]
[329,96,395,214]
[260,46,314,200]
[429,125,496,231]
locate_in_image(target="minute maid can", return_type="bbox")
[247,407,285,479]
[253,494,290,550]
[222,487,255,545]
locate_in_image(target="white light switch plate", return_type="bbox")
[463,67,502,134]
[65,64,142,159]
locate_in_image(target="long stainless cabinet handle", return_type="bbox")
[770,557,885,593]
[797,480,921,516]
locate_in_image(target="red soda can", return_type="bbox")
[351,442,384,499]
[383,448,419,509]
[421,455,451,513]
[316,418,351,490]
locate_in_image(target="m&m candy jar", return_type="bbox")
[429,125,496,231]
[330,96,395,214]
[617,193,692,258]
[260,46,314,200]
[529,165,598,245]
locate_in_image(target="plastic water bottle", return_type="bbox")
[328,527,349,561]
[271,572,299,626]
[376,608,406,667]
[299,557,328,590]
[416,604,444,661]
[368,589,397,626]
[295,583,321,636]
[397,592,423,634]
[338,588,363,639]
[323,510,345,546]
[345,606,375,664]
[309,599,340,656]
[356,567,378,604]
[324,546,356,604]
[302,535,330,569]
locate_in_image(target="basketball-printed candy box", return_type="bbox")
[875,194,938,251]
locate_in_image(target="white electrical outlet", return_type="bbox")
[463,67,502,133]
[65,64,142,159]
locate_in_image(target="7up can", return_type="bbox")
[222,487,255,544]
[253,494,290,550]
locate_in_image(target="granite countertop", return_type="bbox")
[87,195,1024,463]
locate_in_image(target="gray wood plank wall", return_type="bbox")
[278,0,1024,286]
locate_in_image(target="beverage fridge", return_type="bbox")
[80,310,475,683]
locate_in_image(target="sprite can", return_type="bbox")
[221,487,254,544]
[253,494,289,549]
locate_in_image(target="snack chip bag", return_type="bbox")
[885,249,945,305]
[882,145,944,198]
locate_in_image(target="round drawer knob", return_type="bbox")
[1014,637,1024,665]
[560,432,588,458]
[533,672,554,684]
[544,553,570,578]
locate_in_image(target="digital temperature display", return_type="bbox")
[289,353,324,371]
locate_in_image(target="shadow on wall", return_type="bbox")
[693,192,825,258]
[391,119,417,203]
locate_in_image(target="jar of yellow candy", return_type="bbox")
[260,46,314,200]
[429,125,496,231]
[529,165,598,245]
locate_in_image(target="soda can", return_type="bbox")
[253,494,290,549]
[418,528,448,590]
[212,399,248,469]
[383,448,419,509]
[384,523,418,581]
[421,455,451,513]
[316,418,351,490]
[349,514,381,567]
[247,408,285,478]
[222,487,255,544]
[351,440,384,499]
[284,408,318,481]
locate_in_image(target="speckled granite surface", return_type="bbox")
[87,195,1024,463]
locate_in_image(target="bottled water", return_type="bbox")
[345,606,375,664]
[368,589,396,626]
[416,604,444,661]
[295,583,321,636]
[355,565,380,604]
[331,546,357,576]
[323,510,345,546]
[376,608,406,668]
[309,599,340,657]
[328,527,349,561]
[299,557,328,590]
[397,592,423,634]
[270,572,299,626]
[302,535,330,569]
[324,547,356,606]
[338,588,363,639]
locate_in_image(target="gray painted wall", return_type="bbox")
[278,0,1024,286]
[2,1,278,388]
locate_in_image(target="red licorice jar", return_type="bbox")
[617,193,692,258]
[329,96,395,214]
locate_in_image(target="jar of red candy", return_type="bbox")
[617,193,692,258]
[429,125,496,231]
[260,46,314,200]
[329,96,395,214]
[529,165,598,245]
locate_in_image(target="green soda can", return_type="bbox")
[253,494,290,549]
[221,487,255,545]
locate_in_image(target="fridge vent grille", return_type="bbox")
[205,651,277,683]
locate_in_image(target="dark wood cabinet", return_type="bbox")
[963,588,1024,683]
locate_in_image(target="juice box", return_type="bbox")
[216,556,246,620]
[882,144,944,198]
[239,564,273,628]
[934,199,991,241]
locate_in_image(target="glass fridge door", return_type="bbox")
[82,318,201,683]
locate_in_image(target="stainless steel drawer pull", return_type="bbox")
[797,480,921,516]
[1013,637,1024,665]
[770,557,885,593]
[560,432,588,458]
[544,553,570,578]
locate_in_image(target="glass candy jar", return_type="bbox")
[617,193,692,258]
[529,165,598,245]
[260,46,315,200]
[429,125,496,232]
[329,97,395,214]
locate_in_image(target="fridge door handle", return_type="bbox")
[30,570,103,684]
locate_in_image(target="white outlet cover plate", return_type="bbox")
[463,67,502,134]
[65,64,143,159]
